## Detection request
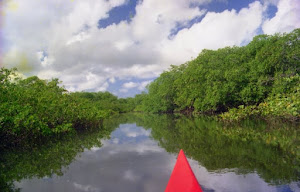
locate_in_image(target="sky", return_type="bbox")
[0,0,299,97]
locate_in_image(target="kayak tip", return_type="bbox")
[165,149,203,192]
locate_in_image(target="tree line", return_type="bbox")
[0,68,134,148]
[133,28,300,122]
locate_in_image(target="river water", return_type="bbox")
[1,113,299,192]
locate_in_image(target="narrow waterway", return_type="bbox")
[1,113,299,192]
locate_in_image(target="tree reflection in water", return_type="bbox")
[0,113,299,191]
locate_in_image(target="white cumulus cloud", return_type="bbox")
[123,82,139,89]
[262,0,300,34]
[1,0,299,94]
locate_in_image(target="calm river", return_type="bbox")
[1,113,299,192]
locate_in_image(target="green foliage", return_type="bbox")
[141,65,183,113]
[132,93,148,112]
[221,74,300,121]
[136,29,300,121]
[259,81,300,120]
[0,68,116,147]
[70,91,138,113]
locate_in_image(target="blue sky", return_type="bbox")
[98,0,278,31]
[1,0,299,97]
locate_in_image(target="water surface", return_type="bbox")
[1,113,299,192]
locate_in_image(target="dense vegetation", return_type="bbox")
[134,29,300,121]
[70,91,136,113]
[0,68,132,148]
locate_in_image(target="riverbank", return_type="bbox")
[220,82,300,122]
[131,29,300,122]
[0,68,133,148]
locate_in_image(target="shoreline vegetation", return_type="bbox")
[132,28,300,123]
[0,68,135,148]
[1,29,299,148]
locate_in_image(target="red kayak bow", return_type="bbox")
[165,149,203,192]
